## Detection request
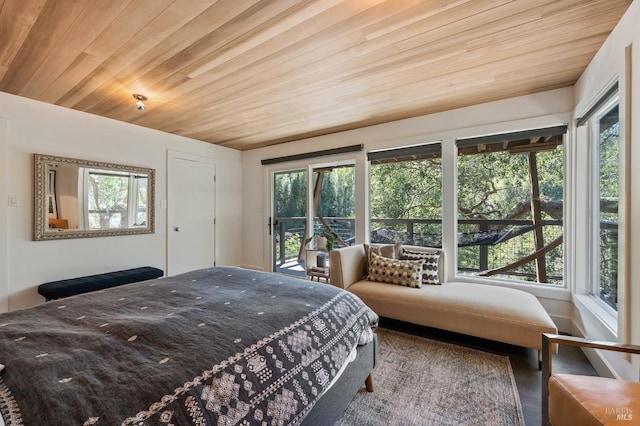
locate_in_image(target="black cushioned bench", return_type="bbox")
[38,267,164,301]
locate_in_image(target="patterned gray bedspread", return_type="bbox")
[0,267,378,425]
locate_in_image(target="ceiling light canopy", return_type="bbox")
[132,94,148,111]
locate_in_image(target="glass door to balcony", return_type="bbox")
[271,164,356,278]
[272,169,307,277]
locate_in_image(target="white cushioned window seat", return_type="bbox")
[329,244,558,356]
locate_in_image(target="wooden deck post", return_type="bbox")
[528,152,547,282]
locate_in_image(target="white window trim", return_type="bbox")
[444,115,573,301]
[574,294,618,337]
[587,95,620,315]
[573,78,623,339]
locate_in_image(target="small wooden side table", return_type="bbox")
[306,249,330,283]
[307,267,330,283]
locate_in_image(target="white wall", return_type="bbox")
[0,92,243,311]
[242,87,575,330]
[572,0,640,380]
[0,118,8,313]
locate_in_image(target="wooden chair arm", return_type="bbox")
[541,333,640,425]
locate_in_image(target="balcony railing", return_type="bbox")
[273,217,618,289]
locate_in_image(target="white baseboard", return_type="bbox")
[568,321,638,380]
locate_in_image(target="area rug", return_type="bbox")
[337,328,525,426]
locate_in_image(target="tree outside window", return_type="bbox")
[456,128,565,285]
[594,103,619,310]
[86,172,148,230]
[369,144,442,246]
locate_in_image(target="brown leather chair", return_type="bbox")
[542,333,640,425]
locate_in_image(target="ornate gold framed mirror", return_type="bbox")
[33,154,155,241]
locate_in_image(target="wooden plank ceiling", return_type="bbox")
[0,0,631,151]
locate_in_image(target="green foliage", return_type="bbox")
[274,170,306,218]
[317,168,355,218]
[87,173,130,229]
[457,148,564,221]
[537,150,564,202]
[284,233,301,258]
[274,167,356,219]
[370,159,442,220]
[457,147,565,284]
[87,174,129,210]
[458,152,528,219]
[274,167,355,261]
[599,122,619,220]
[597,115,619,308]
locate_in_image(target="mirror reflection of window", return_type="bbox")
[47,170,58,220]
[133,176,148,227]
[83,169,139,230]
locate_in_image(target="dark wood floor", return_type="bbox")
[379,318,598,426]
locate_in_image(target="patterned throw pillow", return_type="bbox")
[367,252,424,288]
[399,248,441,285]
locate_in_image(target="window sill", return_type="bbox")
[450,273,571,301]
[573,293,618,338]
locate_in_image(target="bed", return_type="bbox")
[0,267,378,425]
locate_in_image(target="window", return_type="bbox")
[456,127,566,285]
[368,143,442,246]
[132,176,149,226]
[585,93,620,311]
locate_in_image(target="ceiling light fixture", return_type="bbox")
[132,94,148,111]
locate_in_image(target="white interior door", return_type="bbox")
[168,153,216,276]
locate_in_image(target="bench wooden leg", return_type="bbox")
[365,374,374,392]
